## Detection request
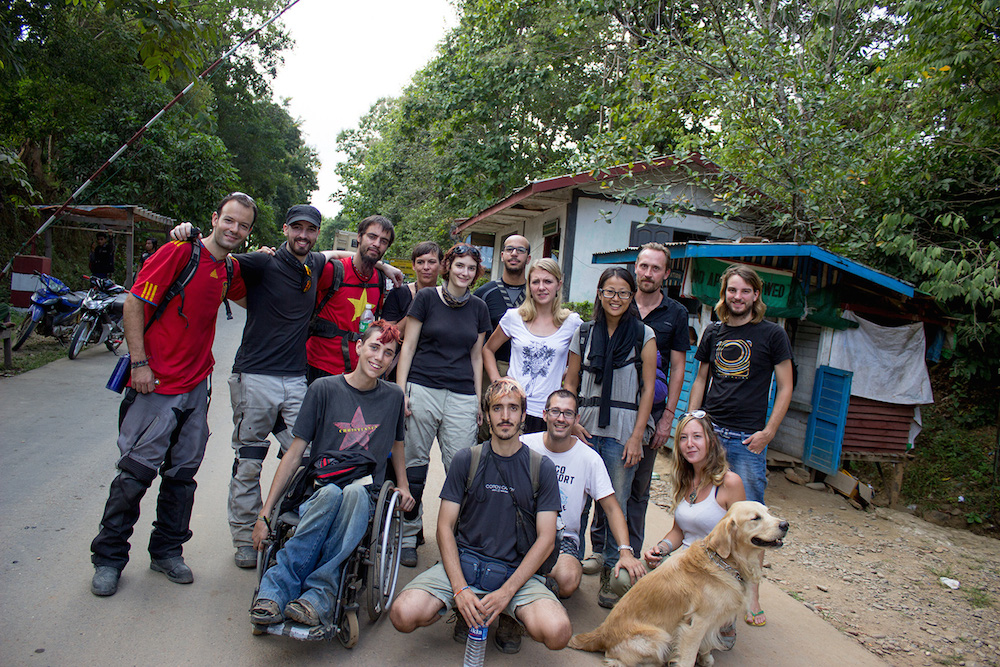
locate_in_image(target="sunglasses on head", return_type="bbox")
[452,245,481,262]
[683,410,707,419]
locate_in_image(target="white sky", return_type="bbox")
[271,0,458,218]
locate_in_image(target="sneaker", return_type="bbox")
[284,599,320,627]
[91,566,121,597]
[598,566,619,609]
[234,546,257,569]
[416,528,425,546]
[150,556,194,584]
[581,553,604,575]
[494,613,522,654]
[451,612,470,643]
[250,598,283,625]
[400,547,418,568]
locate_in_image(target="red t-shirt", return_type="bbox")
[305,257,384,375]
[130,240,246,394]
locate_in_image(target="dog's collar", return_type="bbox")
[707,549,743,583]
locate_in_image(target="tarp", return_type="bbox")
[829,311,934,405]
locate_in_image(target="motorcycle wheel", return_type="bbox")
[68,317,95,360]
[11,316,36,351]
[105,327,124,353]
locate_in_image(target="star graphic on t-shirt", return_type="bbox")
[335,406,380,450]
[347,290,371,322]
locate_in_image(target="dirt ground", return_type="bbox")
[648,456,1000,667]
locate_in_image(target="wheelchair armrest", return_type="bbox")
[277,512,300,528]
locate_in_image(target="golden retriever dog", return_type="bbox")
[569,501,788,667]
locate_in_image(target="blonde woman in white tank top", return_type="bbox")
[642,411,746,644]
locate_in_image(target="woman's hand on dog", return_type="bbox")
[643,545,665,568]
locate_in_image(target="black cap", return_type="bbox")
[285,204,322,228]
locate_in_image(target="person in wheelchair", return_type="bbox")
[249,320,415,628]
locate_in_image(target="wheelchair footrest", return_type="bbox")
[254,621,334,641]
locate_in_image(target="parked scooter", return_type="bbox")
[68,275,127,360]
[11,271,87,351]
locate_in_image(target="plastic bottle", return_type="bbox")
[359,303,375,333]
[463,625,487,667]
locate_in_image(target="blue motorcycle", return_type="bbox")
[11,272,87,350]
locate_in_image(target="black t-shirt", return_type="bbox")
[441,443,560,568]
[407,288,491,395]
[473,280,526,363]
[232,245,327,376]
[642,290,691,406]
[382,283,415,323]
[293,375,405,485]
[694,319,793,432]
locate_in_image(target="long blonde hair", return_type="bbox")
[518,258,571,327]
[670,412,730,508]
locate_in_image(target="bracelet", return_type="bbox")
[130,359,150,369]
[455,585,471,596]
[658,539,674,554]
[256,514,270,529]
[618,545,634,553]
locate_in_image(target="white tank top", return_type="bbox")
[675,485,727,549]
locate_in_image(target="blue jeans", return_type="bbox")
[257,483,371,624]
[715,426,767,503]
[585,436,637,568]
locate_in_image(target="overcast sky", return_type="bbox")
[271,1,458,218]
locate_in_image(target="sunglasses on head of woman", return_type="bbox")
[452,245,481,262]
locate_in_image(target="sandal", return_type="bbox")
[284,598,321,627]
[745,609,766,626]
[249,599,283,625]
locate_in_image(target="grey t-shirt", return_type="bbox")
[441,443,560,568]
[232,244,326,376]
[293,374,406,485]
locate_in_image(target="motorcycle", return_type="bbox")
[11,271,87,351]
[68,275,127,360]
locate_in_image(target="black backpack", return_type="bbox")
[145,235,233,333]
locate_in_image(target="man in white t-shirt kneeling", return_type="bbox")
[521,390,646,600]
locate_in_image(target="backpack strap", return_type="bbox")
[311,258,345,327]
[457,443,487,532]
[577,320,646,409]
[222,255,234,321]
[144,239,201,333]
[478,280,523,311]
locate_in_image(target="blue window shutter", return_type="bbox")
[670,348,698,442]
[803,366,853,475]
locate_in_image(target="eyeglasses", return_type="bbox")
[503,246,528,255]
[452,245,482,262]
[544,408,577,419]
[682,410,707,419]
[599,288,633,300]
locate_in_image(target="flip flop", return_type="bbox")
[745,609,766,626]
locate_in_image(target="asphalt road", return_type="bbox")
[0,307,885,666]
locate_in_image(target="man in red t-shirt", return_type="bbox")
[305,215,396,381]
[90,193,255,598]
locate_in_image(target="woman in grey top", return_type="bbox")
[565,267,656,608]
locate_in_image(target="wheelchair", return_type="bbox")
[251,478,404,646]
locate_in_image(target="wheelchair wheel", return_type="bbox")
[337,609,359,648]
[366,481,403,622]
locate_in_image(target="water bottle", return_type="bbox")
[359,303,375,333]
[462,625,487,667]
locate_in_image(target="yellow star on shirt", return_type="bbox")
[347,290,370,321]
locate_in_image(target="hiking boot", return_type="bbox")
[400,547,418,568]
[598,565,619,609]
[494,613,522,654]
[234,546,257,569]
[91,566,121,597]
[150,556,194,584]
[452,612,470,643]
[250,599,283,626]
[581,553,604,575]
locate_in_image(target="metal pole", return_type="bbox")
[1,0,305,278]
